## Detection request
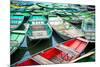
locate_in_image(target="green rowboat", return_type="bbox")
[10,32,25,54]
[10,15,24,31]
[28,15,52,39]
[31,10,49,16]
[81,17,95,42]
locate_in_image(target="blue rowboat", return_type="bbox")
[10,32,25,54]
[81,16,95,42]
[10,15,24,31]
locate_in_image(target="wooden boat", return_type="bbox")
[80,11,94,20]
[15,8,26,12]
[10,23,29,55]
[11,6,31,13]
[65,8,80,13]
[10,4,26,13]
[10,32,25,55]
[71,16,82,25]
[31,10,49,16]
[26,4,41,10]
[27,15,52,39]
[87,5,95,11]
[53,10,67,16]
[10,15,24,20]
[16,1,33,6]
[52,3,69,9]
[64,7,81,16]
[10,4,25,9]
[37,3,53,9]
[48,16,84,40]
[11,12,31,17]
[15,37,88,66]
[81,17,95,42]
[11,1,33,12]
[10,7,17,12]
[62,15,82,25]
[62,16,72,22]
[10,15,24,31]
[78,5,88,11]
[37,3,68,9]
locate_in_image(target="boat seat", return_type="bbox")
[51,56,69,64]
[77,37,89,43]
[55,45,79,57]
[12,23,29,34]
[31,55,54,65]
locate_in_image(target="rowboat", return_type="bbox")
[27,15,52,39]
[62,16,71,22]
[14,8,26,12]
[80,11,94,20]
[11,6,31,13]
[10,15,24,31]
[37,3,53,9]
[10,32,25,55]
[10,4,25,9]
[62,15,82,25]
[37,3,68,9]
[79,5,88,11]
[87,5,95,11]
[16,37,88,66]
[48,16,84,40]
[10,22,29,54]
[11,12,31,17]
[81,16,95,42]
[53,10,67,16]
[52,3,69,9]
[31,10,49,16]
[66,8,80,13]
[16,1,33,6]
[26,4,41,10]
[11,1,34,12]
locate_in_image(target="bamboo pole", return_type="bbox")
[69,51,95,63]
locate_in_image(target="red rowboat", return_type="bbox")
[16,37,88,66]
